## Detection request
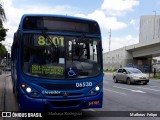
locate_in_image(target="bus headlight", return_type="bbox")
[88,83,102,96]
[95,86,100,91]
[26,87,32,93]
[21,83,43,98]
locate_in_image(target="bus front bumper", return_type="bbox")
[19,92,103,111]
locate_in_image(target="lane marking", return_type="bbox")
[137,87,160,92]
[104,88,127,95]
[113,86,146,93]
[88,108,96,112]
[149,85,160,88]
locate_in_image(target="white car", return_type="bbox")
[113,67,149,85]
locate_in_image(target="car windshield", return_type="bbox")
[22,33,101,79]
[127,68,142,74]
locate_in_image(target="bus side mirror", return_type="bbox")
[13,32,20,48]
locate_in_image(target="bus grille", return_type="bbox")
[50,100,81,107]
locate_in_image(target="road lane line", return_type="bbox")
[104,88,127,95]
[149,85,160,88]
[137,87,160,92]
[113,86,146,93]
[88,108,96,112]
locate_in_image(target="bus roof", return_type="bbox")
[17,14,100,35]
[20,14,98,24]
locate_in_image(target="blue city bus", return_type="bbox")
[11,14,103,111]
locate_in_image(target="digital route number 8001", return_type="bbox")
[37,35,64,47]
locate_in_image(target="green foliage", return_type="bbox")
[0,2,8,58]
[104,69,117,73]
[0,43,6,55]
[0,3,6,22]
[155,76,160,79]
[150,72,160,79]
[0,20,7,41]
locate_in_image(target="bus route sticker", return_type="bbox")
[31,65,64,75]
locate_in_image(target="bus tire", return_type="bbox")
[13,85,15,94]
[13,82,16,94]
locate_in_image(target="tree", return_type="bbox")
[0,20,7,41]
[0,43,6,56]
[0,2,7,61]
[0,2,6,22]
[0,20,7,60]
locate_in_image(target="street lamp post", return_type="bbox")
[152,11,156,39]
[109,29,111,52]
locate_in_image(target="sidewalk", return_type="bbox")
[0,73,10,111]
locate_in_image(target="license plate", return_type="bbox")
[88,100,100,106]
[141,81,145,84]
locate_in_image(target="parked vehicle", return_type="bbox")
[113,67,149,85]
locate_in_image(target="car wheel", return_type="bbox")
[127,78,131,85]
[113,77,118,83]
[143,82,148,85]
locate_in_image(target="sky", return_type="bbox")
[1,0,160,53]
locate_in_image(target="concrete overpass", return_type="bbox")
[103,15,160,71]
[103,41,160,71]
[126,38,160,58]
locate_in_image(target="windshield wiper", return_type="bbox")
[77,34,86,59]
[41,29,59,62]
[77,48,85,60]
[41,29,57,49]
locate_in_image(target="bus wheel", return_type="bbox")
[13,84,16,94]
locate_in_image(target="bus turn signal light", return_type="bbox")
[21,84,26,88]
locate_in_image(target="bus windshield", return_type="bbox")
[22,33,101,79]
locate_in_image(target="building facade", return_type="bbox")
[103,47,133,70]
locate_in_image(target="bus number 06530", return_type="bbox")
[76,82,92,88]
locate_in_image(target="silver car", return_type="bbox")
[113,67,149,85]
